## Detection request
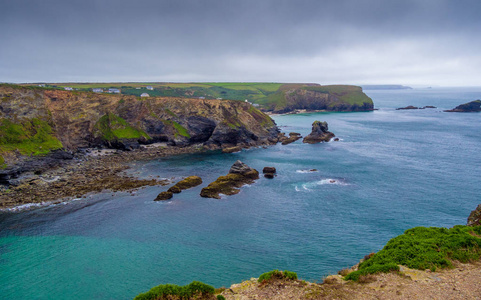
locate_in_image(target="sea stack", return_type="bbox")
[302,121,335,144]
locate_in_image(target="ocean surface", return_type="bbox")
[1,87,481,299]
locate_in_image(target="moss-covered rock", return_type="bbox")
[154,191,173,201]
[200,161,259,199]
[174,176,203,190]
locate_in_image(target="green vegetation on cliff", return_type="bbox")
[93,113,150,141]
[37,82,372,113]
[0,118,63,158]
[345,225,481,281]
[134,281,215,300]
[258,270,298,282]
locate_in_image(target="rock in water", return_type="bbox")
[467,204,481,226]
[200,161,259,199]
[263,167,276,174]
[302,121,335,144]
[444,100,481,112]
[155,191,173,201]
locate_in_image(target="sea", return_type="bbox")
[1,87,481,300]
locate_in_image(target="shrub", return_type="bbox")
[134,281,215,300]
[216,296,226,300]
[344,225,481,281]
[257,269,298,283]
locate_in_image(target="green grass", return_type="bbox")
[258,269,298,282]
[0,118,63,159]
[345,225,481,281]
[133,281,215,300]
[93,113,150,141]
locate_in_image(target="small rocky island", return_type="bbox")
[396,105,437,110]
[200,160,259,199]
[302,121,335,144]
[444,100,481,112]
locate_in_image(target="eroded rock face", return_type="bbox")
[467,204,481,226]
[302,121,335,144]
[279,132,302,145]
[200,161,259,199]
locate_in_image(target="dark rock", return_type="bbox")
[263,167,276,174]
[264,173,275,179]
[334,138,340,141]
[445,100,481,112]
[278,132,302,145]
[229,160,256,175]
[396,105,419,110]
[154,191,173,201]
[423,106,437,109]
[467,204,481,226]
[200,161,259,199]
[167,185,182,193]
[302,121,335,144]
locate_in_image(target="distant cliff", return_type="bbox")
[0,84,279,166]
[444,100,481,112]
[259,84,374,113]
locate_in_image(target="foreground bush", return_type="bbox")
[134,281,215,300]
[345,225,481,281]
[258,269,298,283]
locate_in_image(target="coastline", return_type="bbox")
[0,143,241,210]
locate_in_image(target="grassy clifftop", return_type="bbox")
[33,82,373,113]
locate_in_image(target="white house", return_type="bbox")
[92,88,103,93]
[146,86,154,90]
[140,93,150,97]
[108,88,121,94]
[64,87,73,91]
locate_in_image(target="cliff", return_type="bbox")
[35,82,374,114]
[259,84,374,113]
[0,84,279,167]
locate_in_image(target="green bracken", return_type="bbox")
[258,270,298,282]
[345,225,481,281]
[94,113,150,141]
[0,118,63,159]
[133,281,215,300]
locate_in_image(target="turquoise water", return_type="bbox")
[1,87,481,299]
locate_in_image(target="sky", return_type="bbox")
[1,0,480,86]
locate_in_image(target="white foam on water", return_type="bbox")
[296,169,319,173]
[317,178,348,186]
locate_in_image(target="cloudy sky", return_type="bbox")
[1,0,480,86]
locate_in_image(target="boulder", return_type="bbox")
[200,161,259,199]
[174,176,203,190]
[467,204,481,226]
[264,173,275,179]
[263,167,276,174]
[302,121,335,144]
[154,191,173,201]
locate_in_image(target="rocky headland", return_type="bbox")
[444,100,481,112]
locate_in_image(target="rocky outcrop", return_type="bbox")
[155,191,173,201]
[467,204,481,226]
[396,105,437,110]
[0,84,279,169]
[445,100,481,112]
[302,121,335,144]
[200,160,259,199]
[279,132,302,145]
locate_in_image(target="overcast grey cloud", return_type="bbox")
[1,0,480,85]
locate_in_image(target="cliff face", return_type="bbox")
[0,85,279,166]
[263,84,374,113]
